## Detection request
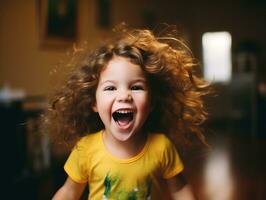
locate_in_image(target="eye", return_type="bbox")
[104,86,116,91]
[131,85,144,90]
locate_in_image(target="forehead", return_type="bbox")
[99,56,147,81]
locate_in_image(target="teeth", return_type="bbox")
[112,109,134,123]
[115,110,133,114]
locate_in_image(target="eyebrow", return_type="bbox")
[99,78,147,86]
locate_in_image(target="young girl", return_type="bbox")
[48,25,209,200]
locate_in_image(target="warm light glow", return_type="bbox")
[202,32,232,83]
[204,148,234,200]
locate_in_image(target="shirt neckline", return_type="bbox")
[99,130,151,164]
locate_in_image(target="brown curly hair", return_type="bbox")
[45,25,210,148]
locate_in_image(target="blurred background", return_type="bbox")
[1,0,266,199]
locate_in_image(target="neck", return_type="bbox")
[102,130,148,159]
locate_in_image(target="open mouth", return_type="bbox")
[112,110,134,127]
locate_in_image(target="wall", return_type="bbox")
[0,0,65,96]
[0,0,145,96]
[0,0,265,96]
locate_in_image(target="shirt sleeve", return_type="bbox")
[160,137,184,179]
[64,139,89,183]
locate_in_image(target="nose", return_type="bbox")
[117,89,132,102]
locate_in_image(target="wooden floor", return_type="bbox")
[183,133,266,200]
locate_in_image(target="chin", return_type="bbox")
[110,127,138,142]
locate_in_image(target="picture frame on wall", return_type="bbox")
[39,0,78,48]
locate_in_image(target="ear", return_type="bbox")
[92,103,98,112]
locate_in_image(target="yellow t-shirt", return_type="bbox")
[64,130,184,200]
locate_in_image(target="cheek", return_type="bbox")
[95,93,113,115]
[136,94,152,113]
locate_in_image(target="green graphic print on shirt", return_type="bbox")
[103,173,152,200]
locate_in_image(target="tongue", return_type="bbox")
[117,117,131,126]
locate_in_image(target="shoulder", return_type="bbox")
[149,133,173,149]
[148,133,181,159]
[149,133,184,178]
[73,130,102,153]
[148,133,178,157]
[77,131,101,144]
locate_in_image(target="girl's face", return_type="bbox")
[93,56,152,142]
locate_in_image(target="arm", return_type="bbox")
[167,173,197,200]
[52,177,86,200]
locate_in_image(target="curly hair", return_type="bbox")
[45,25,210,148]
